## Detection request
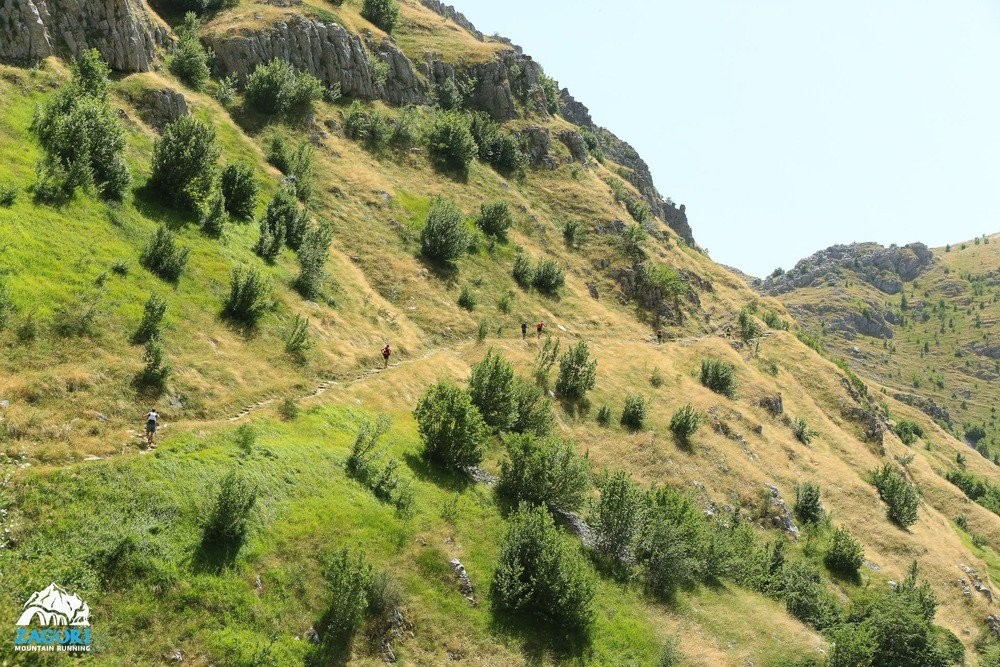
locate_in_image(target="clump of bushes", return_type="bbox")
[284,315,312,359]
[267,137,314,201]
[135,340,171,390]
[497,434,590,511]
[168,13,211,91]
[200,190,227,237]
[420,197,469,263]
[244,59,323,116]
[669,404,702,446]
[511,376,553,436]
[532,259,565,295]
[469,112,526,175]
[512,253,534,288]
[361,0,400,33]
[0,184,17,207]
[476,200,513,239]
[592,469,642,562]
[427,111,477,174]
[346,415,413,514]
[824,526,864,576]
[738,306,762,342]
[457,284,476,311]
[201,469,258,558]
[295,223,333,299]
[793,482,823,525]
[468,349,517,431]
[140,225,190,283]
[413,380,487,470]
[221,267,271,327]
[256,184,307,260]
[555,341,597,402]
[870,464,919,528]
[490,505,595,645]
[791,417,818,445]
[132,293,167,344]
[31,49,130,201]
[619,394,647,431]
[700,358,736,398]
[220,163,258,219]
[893,419,925,445]
[149,115,220,211]
[595,404,613,427]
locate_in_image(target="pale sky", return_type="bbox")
[455,1,1000,276]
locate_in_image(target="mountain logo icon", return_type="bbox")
[16,583,90,627]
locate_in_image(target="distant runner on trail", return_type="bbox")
[656,329,663,344]
[521,322,528,339]
[536,322,544,338]
[381,344,391,368]
[144,408,159,447]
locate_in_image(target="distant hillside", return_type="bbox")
[0,1,997,665]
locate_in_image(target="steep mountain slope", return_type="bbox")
[0,1,997,665]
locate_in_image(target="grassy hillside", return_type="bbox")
[0,2,998,665]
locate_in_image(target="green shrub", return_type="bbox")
[318,548,372,658]
[220,163,258,219]
[700,358,736,398]
[893,419,925,445]
[30,49,130,201]
[511,376,553,436]
[555,341,597,402]
[870,464,919,528]
[435,77,464,110]
[221,267,270,327]
[625,196,651,224]
[244,59,323,115]
[476,200,513,239]
[201,469,257,556]
[635,485,710,600]
[532,335,560,386]
[532,259,565,294]
[738,306,762,342]
[427,111,477,173]
[782,560,842,630]
[945,469,1000,516]
[343,102,393,150]
[669,404,703,446]
[457,284,476,311]
[279,396,299,421]
[592,469,642,560]
[468,349,517,431]
[824,526,864,575]
[361,0,400,32]
[267,137,314,201]
[295,223,333,299]
[469,111,525,175]
[135,340,170,389]
[498,434,591,510]
[346,415,392,479]
[0,184,17,207]
[168,13,210,91]
[657,639,681,667]
[595,404,613,427]
[512,253,534,288]
[490,504,595,644]
[132,293,167,344]
[215,74,237,107]
[619,394,647,431]
[420,197,468,262]
[284,315,312,358]
[172,0,238,13]
[256,184,306,260]
[200,189,227,237]
[414,381,487,470]
[150,115,220,211]
[140,225,190,282]
[792,417,818,444]
[762,310,788,330]
[794,482,823,525]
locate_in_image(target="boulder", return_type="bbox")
[137,87,188,131]
[557,129,588,163]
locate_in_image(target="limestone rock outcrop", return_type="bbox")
[0,0,168,71]
[761,243,934,296]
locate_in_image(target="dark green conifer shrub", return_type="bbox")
[700,358,736,398]
[140,226,190,282]
[132,293,167,344]
[619,394,647,431]
[221,267,271,327]
[420,197,468,262]
[150,116,220,211]
[468,349,517,432]
[555,341,597,402]
[361,0,400,33]
[244,59,323,115]
[497,434,590,510]
[220,163,258,219]
[413,381,487,470]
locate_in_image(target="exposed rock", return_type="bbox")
[520,126,555,169]
[136,87,188,131]
[552,508,595,549]
[448,558,476,605]
[0,0,168,71]
[304,626,320,644]
[969,342,1000,359]
[206,16,425,104]
[988,614,1000,640]
[762,483,799,537]
[557,129,588,163]
[761,242,934,296]
[418,0,484,41]
[892,392,953,427]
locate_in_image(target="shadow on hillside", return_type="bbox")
[133,183,196,231]
[488,611,589,665]
[403,452,472,493]
[416,254,460,283]
[557,397,591,420]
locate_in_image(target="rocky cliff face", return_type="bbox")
[418,0,484,41]
[206,17,426,105]
[761,242,934,296]
[559,88,695,246]
[0,0,167,71]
